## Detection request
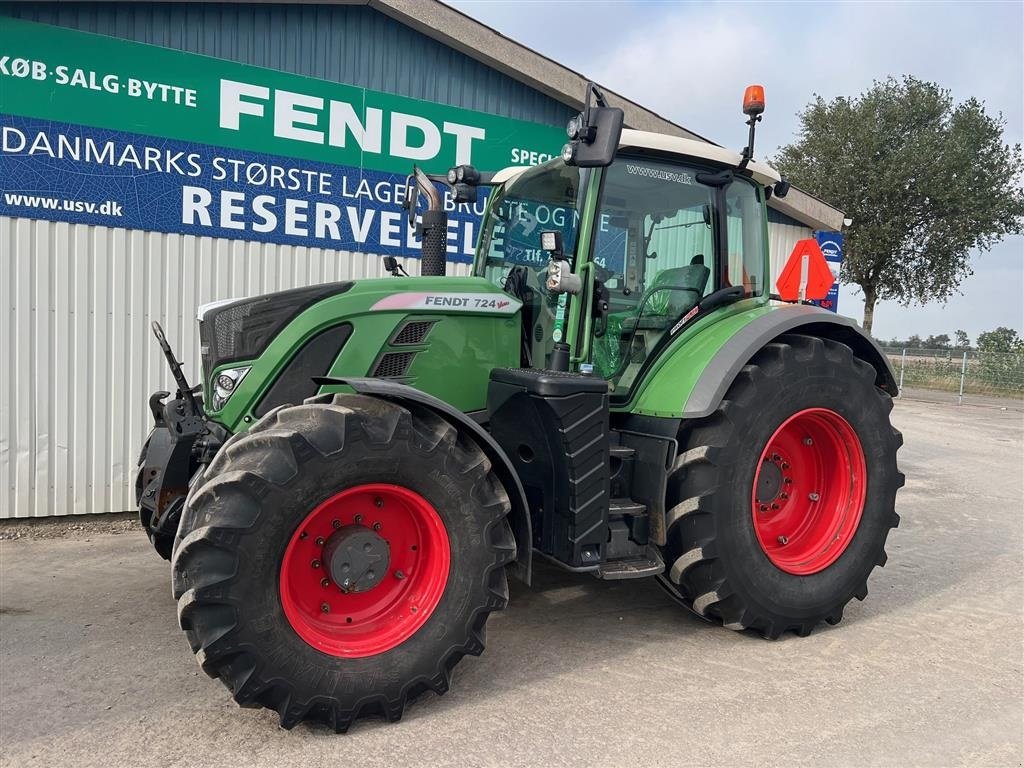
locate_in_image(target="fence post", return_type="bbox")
[958,351,968,405]
[898,348,906,394]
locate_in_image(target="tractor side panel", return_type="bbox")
[624,303,897,419]
[362,313,521,413]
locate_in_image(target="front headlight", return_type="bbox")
[212,366,250,410]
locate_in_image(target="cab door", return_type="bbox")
[578,156,768,394]
[583,158,717,391]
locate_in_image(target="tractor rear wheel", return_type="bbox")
[170,394,514,730]
[661,334,903,638]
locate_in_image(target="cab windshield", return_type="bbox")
[476,161,588,367]
[476,161,586,277]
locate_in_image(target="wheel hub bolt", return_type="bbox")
[804,437,813,446]
[784,478,793,485]
[777,535,788,545]
[372,522,382,531]
[354,514,363,523]
[781,462,790,470]
[332,519,341,529]
[771,503,780,510]
[780,492,789,500]
[299,531,308,540]
[809,492,820,502]
[395,570,405,580]
[311,559,321,569]
[321,578,330,588]
[315,537,325,546]
[759,504,768,512]
[374,497,384,508]
[320,602,330,613]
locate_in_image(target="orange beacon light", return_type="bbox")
[743,85,765,116]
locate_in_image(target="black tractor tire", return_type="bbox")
[170,393,515,731]
[661,334,903,638]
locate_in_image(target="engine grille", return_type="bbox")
[372,352,416,378]
[391,320,435,346]
[198,282,352,379]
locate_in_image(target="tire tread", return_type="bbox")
[171,394,514,731]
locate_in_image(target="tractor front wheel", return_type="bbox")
[170,394,514,730]
[662,334,903,638]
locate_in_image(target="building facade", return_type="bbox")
[0,1,841,518]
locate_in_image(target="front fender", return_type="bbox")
[627,302,898,419]
[314,376,533,585]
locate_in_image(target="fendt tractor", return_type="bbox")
[137,84,903,731]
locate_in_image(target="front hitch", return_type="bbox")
[136,323,213,558]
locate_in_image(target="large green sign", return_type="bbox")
[0,16,566,174]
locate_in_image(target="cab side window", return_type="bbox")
[725,180,765,296]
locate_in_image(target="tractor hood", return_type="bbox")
[198,276,522,431]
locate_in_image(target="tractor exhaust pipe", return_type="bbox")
[411,166,447,277]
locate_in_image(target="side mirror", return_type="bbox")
[562,82,624,168]
[382,255,409,277]
[773,178,791,198]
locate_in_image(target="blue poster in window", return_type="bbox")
[812,231,843,313]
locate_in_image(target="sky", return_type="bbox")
[449,0,1024,344]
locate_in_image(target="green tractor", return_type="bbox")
[137,84,902,731]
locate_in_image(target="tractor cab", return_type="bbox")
[475,141,777,394]
[452,90,790,578]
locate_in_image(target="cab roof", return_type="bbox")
[618,129,782,186]
[493,128,782,188]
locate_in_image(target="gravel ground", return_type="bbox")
[0,513,137,541]
[1,398,1022,768]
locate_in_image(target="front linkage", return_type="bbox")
[135,322,220,558]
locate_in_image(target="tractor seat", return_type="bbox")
[620,257,710,335]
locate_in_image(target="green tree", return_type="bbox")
[977,326,1022,353]
[925,333,951,349]
[975,327,1024,394]
[954,329,970,348]
[775,76,1024,334]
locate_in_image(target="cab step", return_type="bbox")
[595,546,665,580]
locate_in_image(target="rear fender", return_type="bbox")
[630,303,898,419]
[314,376,533,584]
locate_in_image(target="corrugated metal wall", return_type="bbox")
[0,1,569,518]
[0,3,814,518]
[1,213,808,520]
[0,2,575,127]
[0,215,470,518]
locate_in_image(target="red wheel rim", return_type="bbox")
[751,408,867,575]
[279,483,450,658]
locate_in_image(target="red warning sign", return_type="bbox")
[775,239,835,302]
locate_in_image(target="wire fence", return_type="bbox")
[880,347,1024,403]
